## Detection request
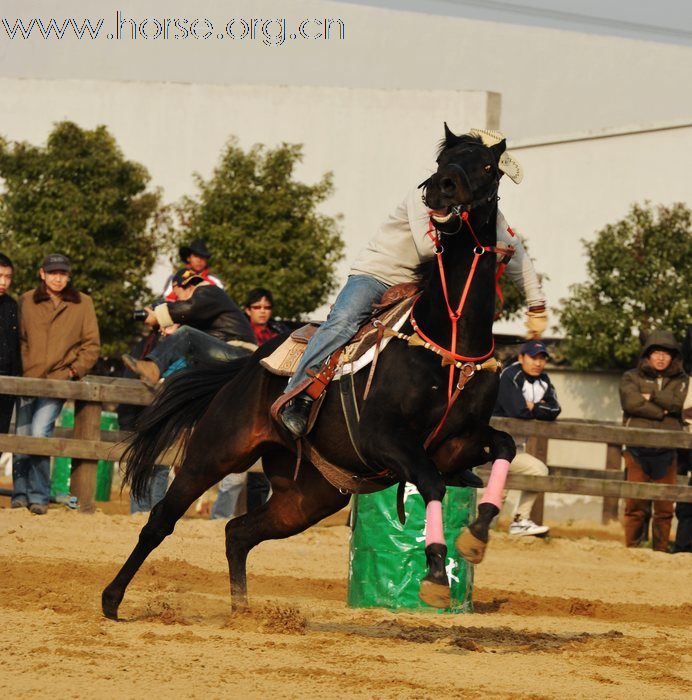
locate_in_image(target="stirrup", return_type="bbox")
[280,396,313,438]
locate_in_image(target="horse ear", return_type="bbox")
[443,122,457,145]
[489,139,507,163]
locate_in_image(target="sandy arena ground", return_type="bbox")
[0,497,690,699]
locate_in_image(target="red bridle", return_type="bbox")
[410,213,509,449]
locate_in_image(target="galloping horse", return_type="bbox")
[102,127,516,619]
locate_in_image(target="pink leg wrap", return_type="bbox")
[425,500,444,546]
[479,458,511,510]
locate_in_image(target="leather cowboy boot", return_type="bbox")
[280,395,314,438]
[122,354,161,388]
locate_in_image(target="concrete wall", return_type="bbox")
[0,77,499,296]
[547,367,622,471]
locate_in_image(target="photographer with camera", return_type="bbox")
[124,269,256,386]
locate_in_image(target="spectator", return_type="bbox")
[243,288,289,346]
[672,381,692,553]
[211,473,246,520]
[123,269,256,386]
[0,253,21,438]
[620,330,689,551]
[673,326,692,554]
[493,340,561,537]
[163,239,224,300]
[13,254,100,514]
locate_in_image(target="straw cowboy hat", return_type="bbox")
[469,128,523,184]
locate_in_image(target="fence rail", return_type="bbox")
[0,376,690,516]
[490,416,692,523]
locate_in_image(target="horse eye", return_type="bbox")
[484,164,492,172]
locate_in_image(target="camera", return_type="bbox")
[132,309,148,322]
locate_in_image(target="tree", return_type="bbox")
[169,137,344,319]
[0,121,163,356]
[558,202,691,369]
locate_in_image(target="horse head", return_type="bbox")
[420,124,506,234]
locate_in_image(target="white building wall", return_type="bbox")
[546,368,622,471]
[495,123,692,334]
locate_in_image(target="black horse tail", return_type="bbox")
[123,357,250,501]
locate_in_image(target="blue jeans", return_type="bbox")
[148,326,251,375]
[13,397,65,505]
[285,274,388,392]
[211,472,247,519]
[130,465,170,514]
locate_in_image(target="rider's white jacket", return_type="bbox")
[350,187,546,309]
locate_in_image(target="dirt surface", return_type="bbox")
[0,502,690,699]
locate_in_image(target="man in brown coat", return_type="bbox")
[619,330,688,551]
[12,254,100,514]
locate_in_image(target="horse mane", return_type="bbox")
[435,133,483,159]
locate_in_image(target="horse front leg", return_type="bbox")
[455,427,515,564]
[361,425,451,609]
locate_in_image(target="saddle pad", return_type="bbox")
[260,296,416,378]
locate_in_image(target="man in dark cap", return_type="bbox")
[125,268,256,386]
[493,340,561,536]
[163,238,224,301]
[619,329,688,551]
[13,254,100,514]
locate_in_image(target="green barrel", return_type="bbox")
[50,408,74,497]
[348,483,475,613]
[50,408,119,502]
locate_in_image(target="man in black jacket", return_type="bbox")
[493,340,561,536]
[124,269,256,386]
[0,253,21,435]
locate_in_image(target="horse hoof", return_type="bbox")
[101,588,121,620]
[419,579,451,609]
[455,528,487,564]
[231,600,249,614]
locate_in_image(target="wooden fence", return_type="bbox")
[0,375,690,517]
[489,417,692,523]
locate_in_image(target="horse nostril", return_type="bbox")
[439,177,456,194]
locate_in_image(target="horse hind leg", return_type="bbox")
[101,466,219,620]
[455,427,516,564]
[225,452,349,612]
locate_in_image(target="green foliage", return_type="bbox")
[0,121,162,356]
[558,202,691,369]
[168,138,344,318]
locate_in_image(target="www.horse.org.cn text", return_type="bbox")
[0,13,347,46]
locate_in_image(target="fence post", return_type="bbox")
[526,435,548,524]
[70,400,101,514]
[602,443,623,524]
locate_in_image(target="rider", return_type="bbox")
[280,128,548,438]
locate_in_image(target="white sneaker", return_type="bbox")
[509,517,549,537]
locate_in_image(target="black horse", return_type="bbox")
[102,126,516,618]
